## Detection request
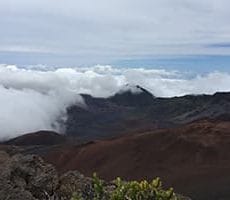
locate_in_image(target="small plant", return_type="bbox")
[92,172,107,200]
[72,174,180,200]
[110,176,175,200]
[71,192,84,200]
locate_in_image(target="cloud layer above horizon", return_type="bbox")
[1,64,230,139]
[1,0,230,65]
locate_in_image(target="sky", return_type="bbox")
[1,0,230,70]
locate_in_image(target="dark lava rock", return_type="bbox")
[0,151,99,200]
[57,171,94,200]
[0,151,58,200]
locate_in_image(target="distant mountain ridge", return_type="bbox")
[109,84,155,106]
[65,86,230,140]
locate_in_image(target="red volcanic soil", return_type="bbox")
[4,131,66,146]
[44,120,230,200]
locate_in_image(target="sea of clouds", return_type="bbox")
[1,64,230,140]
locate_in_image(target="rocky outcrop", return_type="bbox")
[0,151,111,200]
[0,151,58,200]
[57,171,93,200]
[0,151,116,200]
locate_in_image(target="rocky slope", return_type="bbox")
[0,150,106,200]
[66,86,230,140]
[2,104,230,199]
[44,120,230,200]
[0,151,190,200]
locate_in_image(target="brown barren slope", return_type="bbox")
[4,131,66,146]
[44,120,230,200]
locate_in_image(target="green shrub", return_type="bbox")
[71,173,181,200]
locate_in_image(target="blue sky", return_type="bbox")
[1,0,230,72]
[115,55,230,73]
[1,52,230,74]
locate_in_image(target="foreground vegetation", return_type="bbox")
[71,173,182,200]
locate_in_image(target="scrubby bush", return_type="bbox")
[71,173,181,200]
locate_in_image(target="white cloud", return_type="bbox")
[0,64,230,139]
[0,65,84,140]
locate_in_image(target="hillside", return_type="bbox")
[2,87,230,200]
[44,120,230,200]
[4,131,66,146]
[66,86,230,140]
